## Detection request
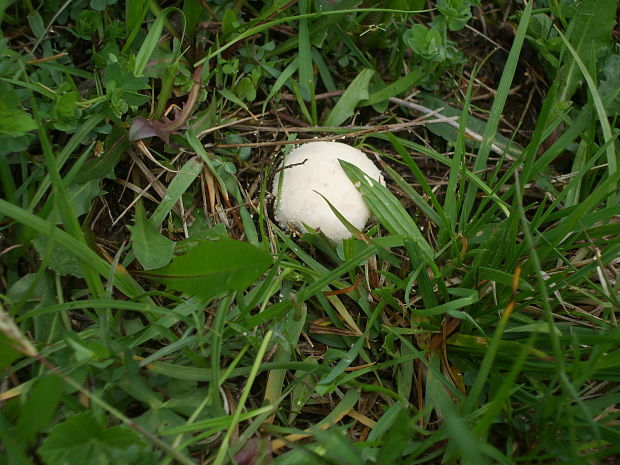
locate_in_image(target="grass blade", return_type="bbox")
[340,159,434,259]
[461,0,532,223]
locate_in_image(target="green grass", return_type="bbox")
[1,1,619,464]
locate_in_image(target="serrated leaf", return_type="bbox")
[32,235,84,277]
[47,179,103,224]
[598,53,620,115]
[559,0,616,103]
[38,412,149,465]
[143,238,273,299]
[0,109,37,136]
[15,375,63,445]
[0,133,34,155]
[129,201,175,270]
[73,127,128,183]
[134,407,185,435]
[54,91,79,119]
[324,68,374,127]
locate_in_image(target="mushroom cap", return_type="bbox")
[272,141,384,241]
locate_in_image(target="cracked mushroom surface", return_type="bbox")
[272,141,385,241]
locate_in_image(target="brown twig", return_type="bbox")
[204,113,451,149]
[389,97,520,160]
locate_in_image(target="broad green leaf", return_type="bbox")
[90,0,113,11]
[27,11,44,38]
[38,412,153,465]
[134,407,186,435]
[76,10,100,37]
[558,0,616,103]
[437,0,472,31]
[143,238,273,299]
[129,201,175,270]
[0,81,36,136]
[222,9,238,35]
[234,76,256,102]
[15,375,63,445]
[0,133,34,156]
[323,68,374,127]
[0,199,148,300]
[0,109,37,136]
[52,90,80,120]
[403,24,445,61]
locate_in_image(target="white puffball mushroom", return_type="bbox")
[273,141,385,242]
